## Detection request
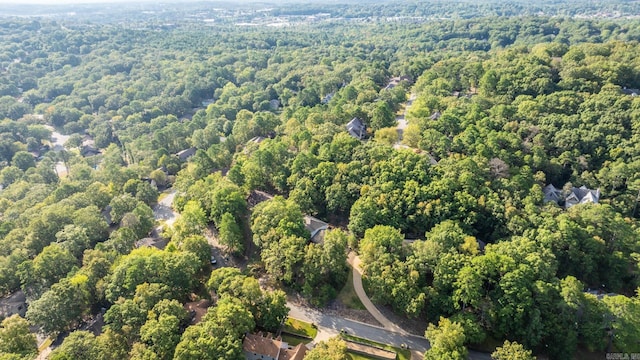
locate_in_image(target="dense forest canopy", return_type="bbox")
[0,1,639,359]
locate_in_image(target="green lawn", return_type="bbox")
[283,317,318,339]
[280,333,312,347]
[38,337,52,352]
[337,266,366,310]
[347,351,378,360]
[341,333,411,360]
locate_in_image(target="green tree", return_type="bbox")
[32,243,77,289]
[50,331,98,360]
[11,151,35,171]
[56,225,90,259]
[178,235,211,271]
[491,340,536,360]
[139,300,188,360]
[174,297,254,360]
[603,293,640,352]
[109,194,139,225]
[369,101,395,131]
[173,200,207,240]
[218,212,244,255]
[250,196,308,248]
[262,235,306,283]
[27,276,90,335]
[424,317,467,360]
[255,290,289,332]
[304,337,348,360]
[360,225,404,277]
[103,299,147,344]
[374,127,399,145]
[210,182,246,226]
[302,229,348,304]
[0,315,37,358]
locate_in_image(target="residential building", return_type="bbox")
[176,147,197,161]
[565,185,600,208]
[304,215,328,244]
[243,332,307,360]
[346,117,366,139]
[543,183,600,209]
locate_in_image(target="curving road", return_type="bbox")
[347,253,407,335]
[344,251,491,360]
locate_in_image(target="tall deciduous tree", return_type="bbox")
[305,337,348,360]
[491,340,536,360]
[0,315,37,358]
[218,212,244,255]
[424,317,467,360]
[50,331,98,360]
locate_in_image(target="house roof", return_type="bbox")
[248,136,267,144]
[176,147,197,161]
[543,184,563,203]
[321,92,335,104]
[247,190,275,207]
[566,185,600,208]
[279,344,307,360]
[622,88,640,96]
[80,145,101,157]
[135,237,169,250]
[546,183,601,209]
[346,117,366,139]
[243,333,282,359]
[304,215,328,243]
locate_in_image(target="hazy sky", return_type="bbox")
[2,0,159,4]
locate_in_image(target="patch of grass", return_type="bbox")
[347,351,378,360]
[337,266,366,310]
[283,317,318,339]
[341,333,411,360]
[469,335,502,353]
[280,333,312,347]
[38,337,52,352]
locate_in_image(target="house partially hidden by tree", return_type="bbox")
[80,144,101,157]
[304,215,328,244]
[242,332,307,360]
[0,290,27,319]
[175,147,197,162]
[543,184,600,209]
[321,92,335,104]
[135,237,169,250]
[346,117,366,140]
[383,75,412,90]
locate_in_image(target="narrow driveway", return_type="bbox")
[153,189,178,225]
[347,253,407,335]
[395,92,416,140]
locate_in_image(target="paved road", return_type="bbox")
[342,253,492,360]
[347,253,407,335]
[395,92,416,140]
[153,189,178,226]
[287,302,431,352]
